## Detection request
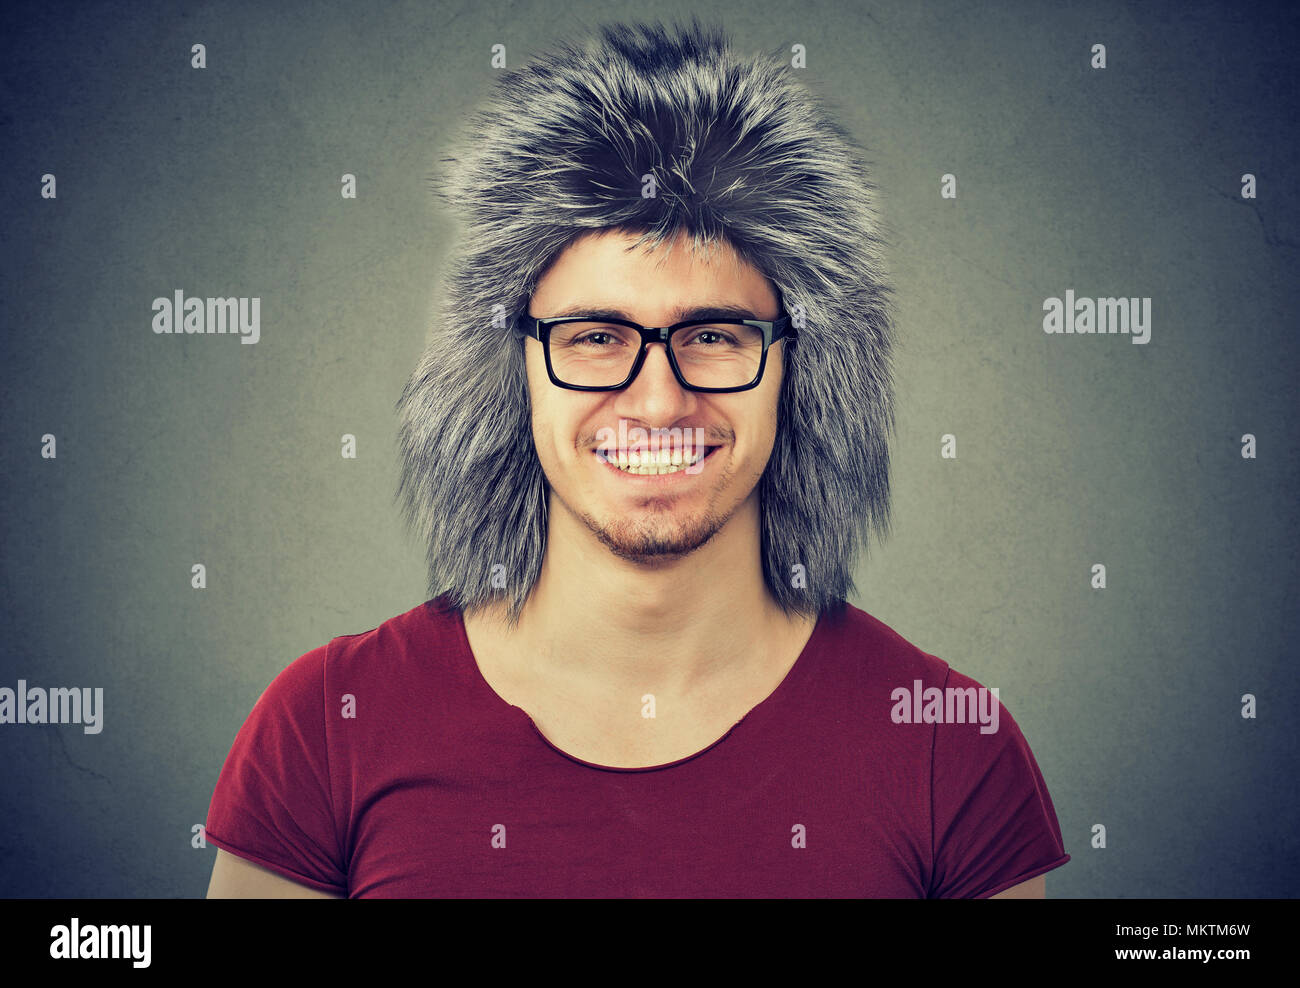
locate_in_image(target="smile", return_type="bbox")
[593,446,720,476]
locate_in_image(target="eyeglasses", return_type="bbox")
[513,299,796,394]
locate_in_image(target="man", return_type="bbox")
[206,18,1068,898]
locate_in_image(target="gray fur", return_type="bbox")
[395,17,898,622]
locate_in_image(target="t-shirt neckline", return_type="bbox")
[444,598,825,774]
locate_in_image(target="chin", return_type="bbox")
[584,507,732,563]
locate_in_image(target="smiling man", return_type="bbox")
[205,18,1069,898]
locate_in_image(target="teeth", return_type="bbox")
[597,448,712,475]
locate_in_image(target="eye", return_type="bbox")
[695,330,733,345]
[573,330,622,346]
[677,326,740,347]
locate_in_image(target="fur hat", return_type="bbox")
[395,17,898,622]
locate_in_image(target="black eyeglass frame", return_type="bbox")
[513,300,797,394]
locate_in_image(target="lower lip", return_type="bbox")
[593,446,721,484]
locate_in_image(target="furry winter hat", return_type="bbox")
[395,17,898,622]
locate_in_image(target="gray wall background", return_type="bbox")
[1,0,1296,897]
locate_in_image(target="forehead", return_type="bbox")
[531,228,777,316]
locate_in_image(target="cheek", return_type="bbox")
[523,344,598,471]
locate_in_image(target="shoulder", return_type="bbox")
[330,596,459,655]
[796,601,956,772]
[816,601,1059,814]
[817,605,1070,897]
[815,599,953,690]
[313,596,463,676]
[818,601,1024,718]
[252,597,460,714]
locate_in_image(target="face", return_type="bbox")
[524,228,786,565]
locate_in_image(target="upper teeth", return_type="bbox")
[597,448,710,474]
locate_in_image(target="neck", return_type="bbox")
[472,490,814,697]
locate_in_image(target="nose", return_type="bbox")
[613,341,697,423]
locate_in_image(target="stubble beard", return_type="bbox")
[565,458,748,565]
[584,497,733,565]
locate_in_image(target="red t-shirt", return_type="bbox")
[205,596,1070,897]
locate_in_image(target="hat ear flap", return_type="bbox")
[395,288,546,623]
[760,283,897,617]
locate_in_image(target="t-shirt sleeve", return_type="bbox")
[927,668,1070,898]
[205,643,348,895]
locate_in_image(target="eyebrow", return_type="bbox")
[545,302,764,323]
